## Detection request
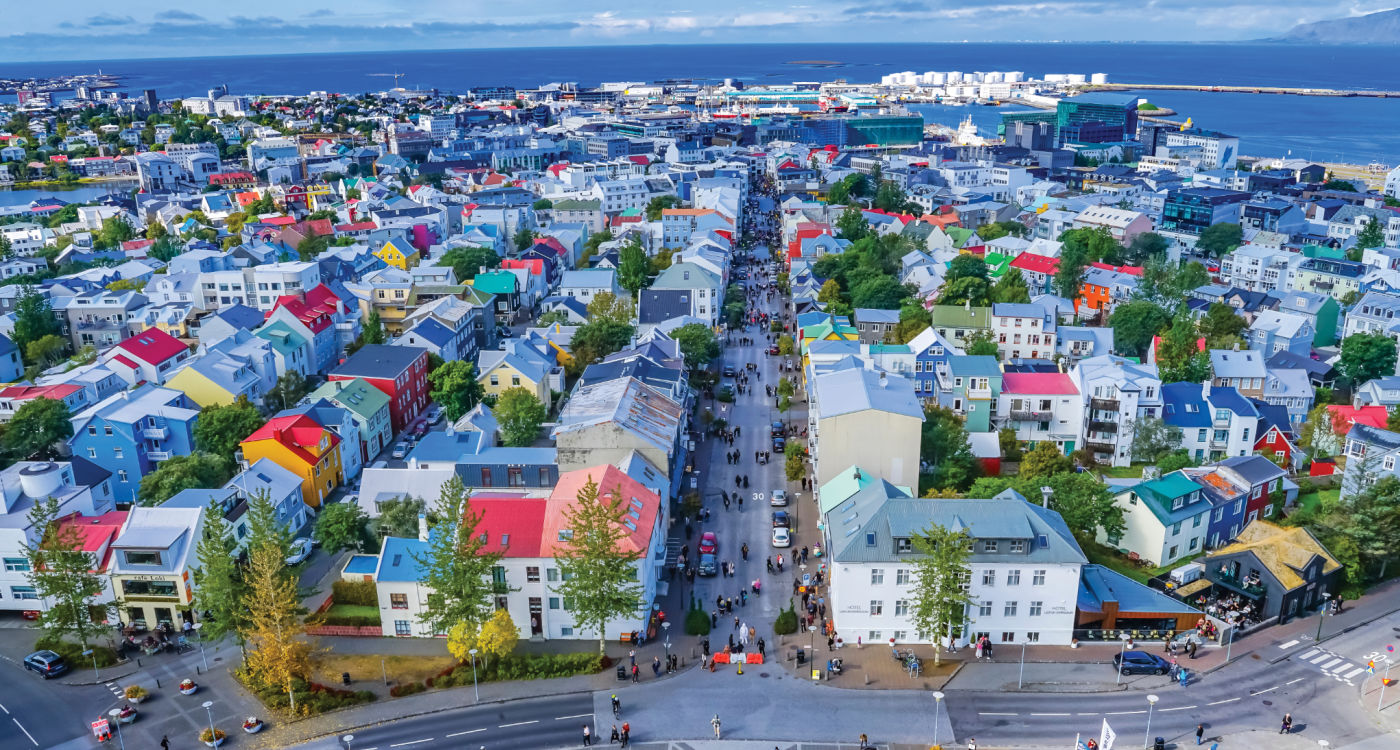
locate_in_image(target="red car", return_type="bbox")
[698,532,718,555]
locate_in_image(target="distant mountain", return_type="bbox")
[1277,8,1400,43]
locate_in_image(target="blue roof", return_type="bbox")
[1079,565,1201,616]
[1209,386,1258,417]
[1066,92,1139,107]
[376,536,429,583]
[948,355,1001,378]
[213,303,267,331]
[408,317,455,348]
[1162,382,1209,428]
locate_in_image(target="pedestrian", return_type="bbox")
[611,725,621,744]
[161,737,170,750]
[742,543,749,560]
[583,724,593,746]
[967,739,977,750]
[734,614,740,629]
[741,590,748,606]
[1188,639,1198,659]
[1280,713,1292,734]
[622,723,630,746]
[723,494,731,509]
[1169,658,1179,679]
[1195,724,1204,745]
[652,656,661,676]
[758,637,766,656]
[948,634,958,653]
[767,557,774,573]
[711,610,718,628]
[631,664,639,682]
[828,635,835,651]
[629,648,636,667]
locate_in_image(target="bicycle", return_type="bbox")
[611,695,620,717]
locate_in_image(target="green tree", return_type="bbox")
[817,278,844,307]
[570,319,635,369]
[892,301,932,344]
[645,194,681,221]
[1132,416,1184,462]
[851,276,911,309]
[191,499,246,648]
[964,329,999,358]
[1124,231,1169,265]
[314,502,370,553]
[532,198,553,211]
[23,495,106,649]
[1388,407,1400,432]
[968,472,1124,541]
[1199,303,1247,349]
[580,229,614,266]
[1020,441,1073,478]
[138,452,231,506]
[1060,226,1121,264]
[552,476,644,654]
[1321,179,1358,192]
[513,229,538,253]
[24,333,68,369]
[998,427,1023,462]
[1196,222,1243,257]
[1357,218,1385,251]
[907,524,972,666]
[1158,450,1195,474]
[989,269,1031,304]
[4,397,72,461]
[94,216,135,249]
[1338,332,1398,386]
[1299,404,1341,459]
[836,207,870,241]
[413,475,502,635]
[1053,240,1090,299]
[438,245,500,281]
[428,360,486,422]
[1317,475,1400,580]
[784,439,805,481]
[671,323,721,371]
[265,371,312,413]
[920,405,981,491]
[617,241,649,294]
[193,396,265,458]
[586,292,634,326]
[946,254,989,284]
[375,496,428,540]
[12,286,62,358]
[495,387,548,447]
[1156,312,1202,383]
[362,309,386,345]
[1108,301,1170,358]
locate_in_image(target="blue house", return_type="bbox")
[69,385,200,505]
[1247,310,1314,358]
[905,326,964,403]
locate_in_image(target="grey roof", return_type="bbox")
[948,355,1002,378]
[855,308,900,325]
[1217,455,1287,485]
[1210,349,1266,379]
[554,377,683,453]
[1346,422,1400,451]
[638,288,693,325]
[812,367,923,421]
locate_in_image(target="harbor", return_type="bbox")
[1082,82,1400,97]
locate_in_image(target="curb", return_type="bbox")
[60,661,140,686]
[1266,603,1400,666]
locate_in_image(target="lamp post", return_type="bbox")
[193,621,208,671]
[662,621,672,671]
[1144,694,1159,750]
[1379,661,1394,711]
[468,648,479,703]
[1316,593,1331,642]
[1116,633,1132,686]
[808,624,818,657]
[82,647,98,680]
[201,700,216,747]
[1317,741,1329,750]
[343,734,355,750]
[106,709,126,750]
[1018,639,1029,690]
[931,691,945,748]
[1223,626,1234,664]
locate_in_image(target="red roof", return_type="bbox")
[336,221,376,231]
[270,290,334,334]
[261,216,296,227]
[532,237,568,256]
[1090,262,1144,277]
[1010,253,1060,274]
[121,238,155,252]
[110,354,139,370]
[545,465,661,555]
[1328,405,1387,431]
[546,162,570,177]
[54,511,128,571]
[0,384,83,402]
[470,497,547,557]
[244,414,340,465]
[627,155,651,166]
[1001,372,1079,395]
[501,258,544,276]
[113,329,187,366]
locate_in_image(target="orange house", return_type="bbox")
[239,414,343,508]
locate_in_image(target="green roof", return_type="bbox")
[818,465,913,515]
[931,305,991,328]
[310,377,389,421]
[254,320,308,356]
[471,271,519,295]
[1123,472,1206,526]
[1302,244,1346,260]
[946,227,977,247]
[552,199,601,211]
[620,207,643,217]
[983,252,1011,278]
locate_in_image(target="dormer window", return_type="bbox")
[1172,497,1183,510]
[895,538,913,553]
[983,540,998,553]
[1010,540,1025,553]
[866,532,877,547]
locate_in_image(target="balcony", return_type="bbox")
[1008,409,1049,421]
[1088,420,1118,434]
[146,451,172,461]
[1086,440,1116,454]
[1214,571,1268,598]
[1208,438,1229,450]
[967,386,992,400]
[1090,398,1119,412]
[142,425,169,440]
[1212,417,1231,429]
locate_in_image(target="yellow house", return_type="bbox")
[477,347,551,402]
[374,237,421,270]
[166,355,259,408]
[239,414,343,508]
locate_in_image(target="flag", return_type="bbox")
[1100,719,1117,750]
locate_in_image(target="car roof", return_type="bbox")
[701,531,716,538]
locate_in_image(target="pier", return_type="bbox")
[1080,83,1400,98]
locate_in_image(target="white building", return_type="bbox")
[1070,355,1164,467]
[0,461,118,613]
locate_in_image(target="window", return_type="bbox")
[1001,632,1016,643]
[526,566,540,583]
[480,467,492,485]
[868,630,882,641]
[1168,545,1179,559]
[1026,632,1040,643]
[88,425,96,436]
[978,601,992,617]
[870,569,884,585]
[394,620,412,636]
[1007,570,1021,585]
[896,569,910,585]
[113,447,122,459]
[1004,601,1018,617]
[1171,521,1182,535]
[87,448,96,458]
[120,580,177,597]
[1264,503,1275,517]
[1010,540,1025,553]
[894,600,909,616]
[507,467,524,487]
[981,570,995,586]
[11,586,38,600]
[1213,507,1224,522]
[895,538,913,553]
[390,593,409,609]
[1029,601,1042,617]
[1189,537,1200,551]
[3,557,30,572]
[869,601,883,616]
[123,551,162,566]
[546,568,559,582]
[1032,569,1046,586]
[983,540,998,553]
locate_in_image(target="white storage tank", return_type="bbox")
[1091,73,1109,85]
[19,461,65,499]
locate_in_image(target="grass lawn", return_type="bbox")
[1098,464,1151,479]
[1083,541,1201,584]
[310,652,457,688]
[1294,487,1339,515]
[325,604,380,620]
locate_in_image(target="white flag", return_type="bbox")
[1100,719,1117,750]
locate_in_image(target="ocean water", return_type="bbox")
[2,42,1398,163]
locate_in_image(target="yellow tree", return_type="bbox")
[240,540,312,710]
[445,620,478,664]
[475,608,519,668]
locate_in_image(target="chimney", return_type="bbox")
[964,299,971,313]
[418,513,429,542]
[854,468,862,481]
[1040,486,1052,509]
[879,372,887,388]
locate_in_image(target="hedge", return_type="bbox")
[427,652,604,689]
[36,635,119,668]
[240,674,376,716]
[320,614,381,628]
[389,681,426,697]
[684,605,711,636]
[332,579,378,607]
[773,601,798,635]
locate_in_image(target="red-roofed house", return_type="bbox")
[0,384,90,420]
[99,328,192,386]
[787,222,834,264]
[996,372,1083,454]
[240,414,343,507]
[53,510,127,603]
[266,284,348,371]
[1009,252,1060,294]
[1089,262,1144,277]
[209,172,257,190]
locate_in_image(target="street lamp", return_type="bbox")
[106,709,126,750]
[1316,593,1331,641]
[82,647,98,680]
[1116,633,1132,686]
[662,621,672,672]
[193,621,208,671]
[1144,694,1159,750]
[1317,741,1329,750]
[201,700,216,747]
[808,624,818,657]
[468,648,479,703]
[1018,639,1030,689]
[343,734,354,750]
[931,691,945,748]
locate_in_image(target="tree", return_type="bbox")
[1339,332,1398,387]
[1134,257,1209,308]
[1053,240,1090,299]
[240,532,312,704]
[1108,301,1170,358]
[1357,218,1385,252]
[439,245,500,281]
[265,371,312,413]
[139,452,231,505]
[414,475,502,635]
[964,329,999,358]
[851,276,911,309]
[0,234,11,261]
[617,241,649,294]
[1156,313,1206,383]
[193,396,265,458]
[362,309,386,345]
[836,207,870,241]
[645,194,681,221]
[784,439,805,481]
[1199,303,1247,349]
[990,269,1031,304]
[778,335,795,357]
[513,229,538,253]
[22,333,67,370]
[998,427,1023,462]
[1316,475,1400,580]
[570,319,634,368]
[580,229,613,266]
[95,216,135,250]
[552,477,644,654]
[907,524,972,666]
[12,286,62,357]
[446,620,479,663]
[978,221,1027,241]
[532,198,553,211]
[375,496,428,539]
[968,472,1124,541]
[1125,232,1169,265]
[892,301,932,344]
[23,495,105,649]
[1060,226,1120,264]
[475,607,519,668]
[4,397,73,461]
[1158,450,1195,474]
[314,502,370,553]
[946,254,989,284]
[1388,407,1400,433]
[586,291,633,326]
[1196,222,1243,257]
[671,323,720,371]
[920,406,981,491]
[1321,179,1358,192]
[428,360,486,422]
[495,387,547,447]
[817,279,844,307]
[1299,403,1342,458]
[192,499,246,648]
[1132,416,1184,462]
[1020,441,1073,479]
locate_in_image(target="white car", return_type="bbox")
[770,489,788,507]
[771,527,792,548]
[285,538,313,565]
[391,442,409,459]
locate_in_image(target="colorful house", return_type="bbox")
[239,414,343,508]
[309,377,394,462]
[374,236,421,270]
[329,344,430,433]
[98,328,192,387]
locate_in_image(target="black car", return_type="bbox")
[1112,650,1170,675]
[771,510,791,528]
[722,365,737,378]
[770,421,784,438]
[772,436,786,452]
[23,650,69,678]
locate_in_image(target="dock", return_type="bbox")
[1080,83,1400,98]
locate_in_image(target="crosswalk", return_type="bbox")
[104,681,125,699]
[1293,646,1370,685]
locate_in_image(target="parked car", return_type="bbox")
[770,489,788,506]
[391,442,409,459]
[285,538,314,565]
[1112,650,1171,675]
[722,365,737,378]
[427,407,444,426]
[767,344,779,355]
[771,527,792,548]
[698,531,718,555]
[23,650,68,679]
[771,510,791,528]
[772,436,786,452]
[413,422,428,438]
[770,421,784,438]
[698,553,719,576]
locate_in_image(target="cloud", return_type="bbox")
[84,13,134,27]
[843,1,929,15]
[576,9,804,35]
[154,10,205,22]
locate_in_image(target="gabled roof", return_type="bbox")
[546,464,660,555]
[812,367,923,421]
[112,328,187,366]
[243,413,339,465]
[1208,520,1341,590]
[1001,372,1077,395]
[554,377,683,453]
[332,344,424,381]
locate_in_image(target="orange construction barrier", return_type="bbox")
[746,653,764,664]
[712,652,730,664]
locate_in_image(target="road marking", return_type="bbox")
[1278,639,1301,650]
[12,719,36,747]
[555,714,593,720]
[1031,713,1071,716]
[1105,710,1146,715]
[1286,678,1306,685]
[1207,698,1241,705]
[1298,648,1319,659]
[499,720,539,728]
[1343,667,1366,679]
[389,740,432,748]
[1308,653,1333,664]
[1160,706,1197,712]
[1251,686,1280,696]
[1318,658,1344,670]
[978,712,1018,716]
[446,729,486,737]
[0,702,8,715]
[1077,713,1100,716]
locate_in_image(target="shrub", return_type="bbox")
[35,635,119,668]
[773,601,799,635]
[685,605,711,636]
[389,681,426,697]
[429,652,605,689]
[199,728,226,743]
[331,579,379,607]
[123,685,148,700]
[319,614,381,627]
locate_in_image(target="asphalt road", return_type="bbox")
[292,692,596,750]
[0,656,115,749]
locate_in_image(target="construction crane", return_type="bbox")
[368,72,406,88]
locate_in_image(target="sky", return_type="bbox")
[0,1,1394,62]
